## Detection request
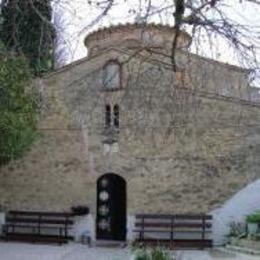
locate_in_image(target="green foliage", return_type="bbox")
[133,248,151,260]
[150,247,172,260]
[0,0,55,75]
[132,247,172,260]
[0,50,37,165]
[246,211,260,224]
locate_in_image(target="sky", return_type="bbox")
[53,1,259,60]
[0,0,259,78]
[52,1,259,87]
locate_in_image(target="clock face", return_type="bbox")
[99,191,109,201]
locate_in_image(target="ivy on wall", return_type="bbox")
[0,46,37,165]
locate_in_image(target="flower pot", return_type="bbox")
[247,223,258,235]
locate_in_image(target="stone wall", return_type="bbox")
[0,40,259,217]
[85,23,191,57]
[0,130,95,211]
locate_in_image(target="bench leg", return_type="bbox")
[59,228,63,246]
[3,226,8,242]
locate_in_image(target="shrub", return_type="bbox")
[132,247,173,260]
[0,50,37,165]
[150,247,172,260]
[133,248,150,260]
[246,211,260,224]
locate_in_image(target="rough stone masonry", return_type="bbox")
[0,23,260,218]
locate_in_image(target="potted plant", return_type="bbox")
[246,211,260,235]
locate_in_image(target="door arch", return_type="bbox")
[96,173,126,241]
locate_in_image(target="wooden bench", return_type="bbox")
[134,214,212,249]
[3,211,74,245]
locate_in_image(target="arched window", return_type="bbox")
[105,104,111,127]
[103,60,121,90]
[113,105,119,128]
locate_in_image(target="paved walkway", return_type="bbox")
[0,242,259,260]
[0,243,130,260]
[176,249,260,260]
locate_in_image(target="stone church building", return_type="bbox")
[1,23,260,243]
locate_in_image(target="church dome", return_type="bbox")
[84,23,191,57]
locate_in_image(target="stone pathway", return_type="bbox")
[0,242,260,260]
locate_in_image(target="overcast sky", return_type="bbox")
[53,0,259,75]
[1,0,258,74]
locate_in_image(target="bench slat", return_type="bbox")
[6,217,73,225]
[135,214,173,219]
[5,233,73,244]
[9,211,74,217]
[133,229,211,233]
[135,222,212,228]
[133,229,172,233]
[135,214,212,220]
[134,238,212,249]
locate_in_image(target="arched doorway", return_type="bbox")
[96,173,126,241]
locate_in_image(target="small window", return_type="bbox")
[103,61,121,90]
[105,104,111,127]
[113,104,119,128]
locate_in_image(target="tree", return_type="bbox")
[0,0,55,75]
[0,45,37,165]
[58,0,259,83]
[1,1,258,80]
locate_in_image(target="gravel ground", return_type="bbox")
[0,242,259,260]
